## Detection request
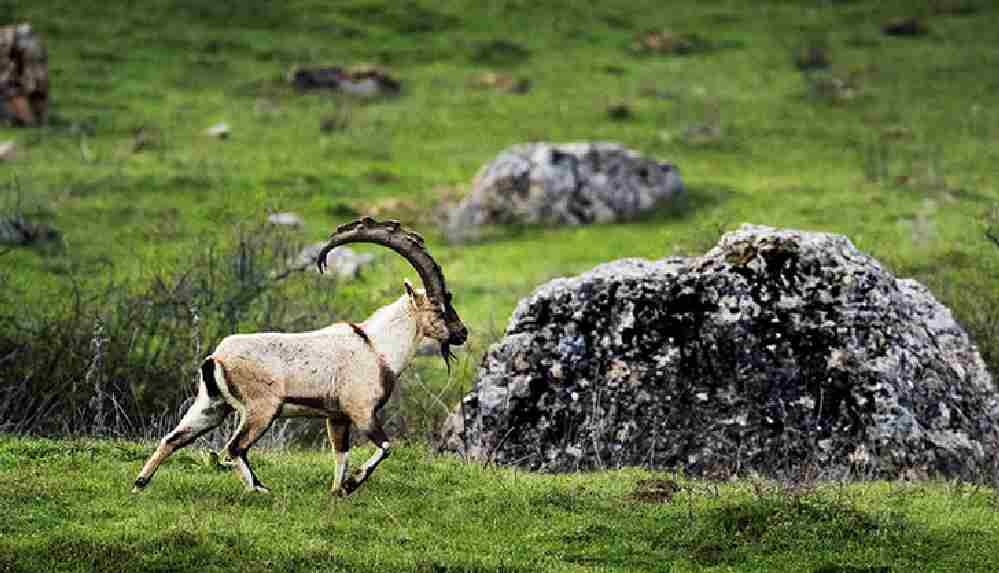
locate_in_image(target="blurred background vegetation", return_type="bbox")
[1,0,997,443]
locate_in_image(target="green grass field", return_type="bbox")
[3,0,999,570]
[4,436,999,572]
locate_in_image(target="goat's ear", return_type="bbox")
[403,279,417,301]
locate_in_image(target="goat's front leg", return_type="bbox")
[326,419,351,497]
[342,420,390,496]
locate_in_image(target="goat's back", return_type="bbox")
[210,325,381,409]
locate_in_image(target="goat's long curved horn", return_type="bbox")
[316,217,468,346]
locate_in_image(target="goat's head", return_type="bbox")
[403,280,450,343]
[316,217,469,366]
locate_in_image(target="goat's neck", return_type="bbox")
[361,296,420,376]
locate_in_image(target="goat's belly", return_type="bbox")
[279,397,336,418]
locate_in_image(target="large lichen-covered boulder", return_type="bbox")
[446,142,684,240]
[441,225,998,479]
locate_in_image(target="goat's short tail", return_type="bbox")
[201,357,223,398]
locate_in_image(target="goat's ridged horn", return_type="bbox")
[317,217,468,346]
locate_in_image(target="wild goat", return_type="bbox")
[133,218,468,496]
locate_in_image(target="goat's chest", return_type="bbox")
[332,352,397,416]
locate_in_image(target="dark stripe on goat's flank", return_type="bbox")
[349,323,372,346]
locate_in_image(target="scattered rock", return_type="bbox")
[630,479,681,503]
[288,67,340,90]
[509,79,532,95]
[289,64,401,97]
[631,29,706,55]
[0,214,60,246]
[0,23,48,126]
[267,212,304,228]
[446,142,684,240]
[880,125,913,141]
[882,17,928,37]
[205,122,230,139]
[0,140,15,161]
[441,225,999,480]
[683,123,724,146]
[130,125,162,153]
[805,71,861,103]
[606,102,633,121]
[469,71,531,94]
[794,46,830,71]
[366,170,400,185]
[291,242,375,280]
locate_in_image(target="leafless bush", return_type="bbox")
[0,176,63,251]
[0,222,337,440]
[382,353,476,444]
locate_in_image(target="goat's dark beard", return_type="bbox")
[441,341,456,373]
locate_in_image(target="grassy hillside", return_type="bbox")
[3,0,998,351]
[3,436,999,572]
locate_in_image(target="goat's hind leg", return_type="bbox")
[133,391,231,492]
[225,402,280,493]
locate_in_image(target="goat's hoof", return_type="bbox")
[331,488,348,498]
[248,484,271,494]
[340,477,361,496]
[132,477,149,493]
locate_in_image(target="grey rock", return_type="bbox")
[205,122,230,139]
[337,77,383,98]
[267,212,304,228]
[446,142,684,240]
[288,65,401,97]
[441,225,998,479]
[0,141,16,161]
[291,242,375,280]
[0,214,60,246]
